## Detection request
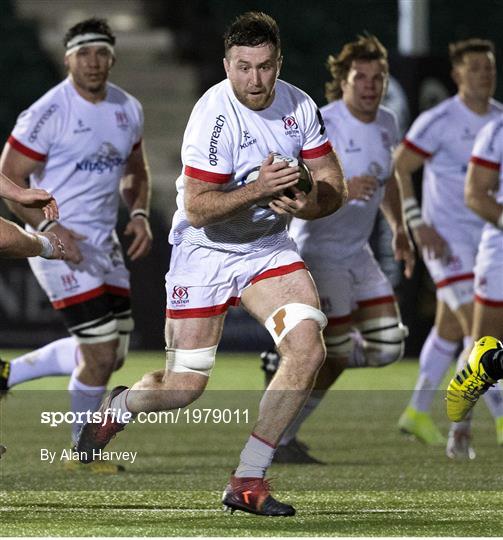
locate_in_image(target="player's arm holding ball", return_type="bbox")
[185,153,300,228]
[269,150,347,219]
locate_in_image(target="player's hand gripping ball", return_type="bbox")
[241,153,313,208]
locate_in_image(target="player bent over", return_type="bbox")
[0,18,152,473]
[77,12,346,516]
[447,115,503,421]
[260,35,414,464]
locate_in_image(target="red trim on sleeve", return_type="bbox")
[327,314,352,327]
[132,138,142,151]
[166,296,240,319]
[357,295,396,308]
[436,273,474,289]
[470,156,500,170]
[250,261,306,285]
[8,135,46,162]
[475,295,503,307]
[300,140,332,160]
[52,286,107,310]
[403,138,432,158]
[184,165,231,184]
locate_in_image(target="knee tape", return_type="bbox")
[115,313,134,370]
[265,303,327,346]
[70,315,119,345]
[166,345,217,377]
[325,332,354,358]
[357,316,408,366]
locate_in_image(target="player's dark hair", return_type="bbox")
[63,17,116,47]
[325,34,388,102]
[449,38,495,67]
[223,11,280,56]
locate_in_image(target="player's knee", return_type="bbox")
[265,303,327,347]
[114,313,134,371]
[358,316,408,367]
[70,316,119,348]
[325,332,354,360]
[166,345,217,377]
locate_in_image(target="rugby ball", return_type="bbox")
[241,154,313,208]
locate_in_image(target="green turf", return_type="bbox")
[1,351,503,536]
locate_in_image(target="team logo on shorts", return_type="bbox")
[61,273,79,292]
[171,285,189,306]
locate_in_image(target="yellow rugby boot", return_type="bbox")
[398,405,446,445]
[446,336,502,422]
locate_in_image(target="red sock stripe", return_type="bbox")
[251,432,277,449]
[357,295,395,308]
[250,261,306,285]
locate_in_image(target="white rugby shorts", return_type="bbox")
[423,239,478,311]
[474,235,503,307]
[305,245,395,326]
[29,238,130,309]
[165,240,305,318]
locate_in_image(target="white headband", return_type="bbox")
[65,32,115,57]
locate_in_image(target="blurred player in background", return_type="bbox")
[0,174,64,461]
[0,17,152,473]
[0,170,64,259]
[77,11,346,516]
[261,35,414,463]
[446,115,503,423]
[395,39,503,459]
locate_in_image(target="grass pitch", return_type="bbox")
[1,351,503,536]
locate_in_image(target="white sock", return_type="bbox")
[279,396,322,446]
[68,373,105,446]
[410,328,458,412]
[109,388,134,423]
[8,337,80,387]
[235,434,275,478]
[483,384,503,418]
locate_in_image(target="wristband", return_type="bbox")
[497,209,503,230]
[36,219,57,232]
[403,197,425,230]
[37,234,54,258]
[130,209,149,219]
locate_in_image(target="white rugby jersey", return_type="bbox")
[9,78,143,247]
[470,115,503,254]
[290,99,398,260]
[169,78,331,253]
[403,95,503,235]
